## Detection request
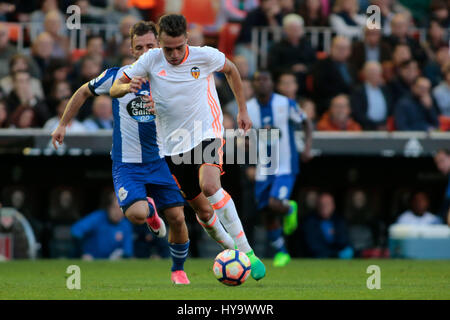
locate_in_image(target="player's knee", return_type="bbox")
[125,205,148,225]
[200,181,220,197]
[165,207,185,227]
[195,204,214,221]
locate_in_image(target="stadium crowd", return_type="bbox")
[0,0,449,259]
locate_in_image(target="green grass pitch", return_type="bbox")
[0,259,449,300]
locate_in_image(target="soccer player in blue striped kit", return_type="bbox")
[247,70,313,267]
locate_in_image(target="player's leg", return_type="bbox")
[268,175,298,236]
[145,158,192,284]
[199,164,266,280]
[112,162,166,237]
[165,154,234,250]
[188,193,235,250]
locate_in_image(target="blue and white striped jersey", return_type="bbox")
[246,93,307,180]
[88,66,163,163]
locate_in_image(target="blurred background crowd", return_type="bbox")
[0,0,449,260]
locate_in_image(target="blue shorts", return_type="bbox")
[255,174,297,210]
[112,158,185,213]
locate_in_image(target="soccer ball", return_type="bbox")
[212,249,251,286]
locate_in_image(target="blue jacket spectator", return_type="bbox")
[71,192,133,259]
[394,77,440,131]
[303,192,354,258]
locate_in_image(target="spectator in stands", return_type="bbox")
[8,106,38,128]
[276,72,298,100]
[44,98,86,133]
[106,0,142,26]
[329,0,366,38]
[422,19,448,63]
[235,0,282,73]
[303,192,354,258]
[350,61,393,130]
[433,62,450,117]
[268,14,315,94]
[109,36,133,67]
[434,149,450,224]
[299,98,317,127]
[344,189,385,257]
[0,98,7,128]
[42,58,70,97]
[424,44,449,87]
[43,10,69,59]
[31,32,54,78]
[388,59,419,105]
[106,15,139,57]
[47,80,72,115]
[313,36,356,115]
[370,0,396,35]
[394,77,440,131]
[187,26,205,47]
[0,206,31,259]
[236,0,282,45]
[383,13,427,66]
[0,54,44,100]
[0,23,17,79]
[75,0,104,24]
[317,94,361,131]
[350,27,392,73]
[71,191,133,260]
[391,43,413,71]
[71,56,102,120]
[395,191,442,225]
[298,0,329,27]
[233,55,250,79]
[429,0,450,28]
[83,95,113,131]
[30,0,66,34]
[6,71,49,126]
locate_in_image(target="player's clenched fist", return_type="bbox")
[237,111,252,133]
[129,76,146,93]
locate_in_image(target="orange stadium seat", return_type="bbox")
[439,115,450,131]
[218,23,241,59]
[71,48,87,62]
[386,116,396,131]
[181,0,218,27]
[6,23,21,42]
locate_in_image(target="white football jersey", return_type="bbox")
[123,46,226,155]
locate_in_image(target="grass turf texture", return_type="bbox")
[0,259,449,300]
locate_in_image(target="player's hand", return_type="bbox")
[143,95,155,114]
[129,76,146,93]
[237,111,252,133]
[51,125,66,150]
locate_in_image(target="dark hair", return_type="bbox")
[130,21,158,40]
[436,148,450,156]
[158,14,187,37]
[8,54,30,73]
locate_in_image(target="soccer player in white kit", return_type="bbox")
[110,14,266,280]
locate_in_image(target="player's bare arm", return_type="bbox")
[110,75,146,98]
[221,59,252,132]
[51,83,93,150]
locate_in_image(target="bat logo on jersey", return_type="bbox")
[126,96,155,123]
[191,66,200,79]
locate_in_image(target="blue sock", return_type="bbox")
[267,228,288,253]
[169,240,190,271]
[147,201,155,218]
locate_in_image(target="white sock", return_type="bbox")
[207,188,252,254]
[196,213,234,250]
